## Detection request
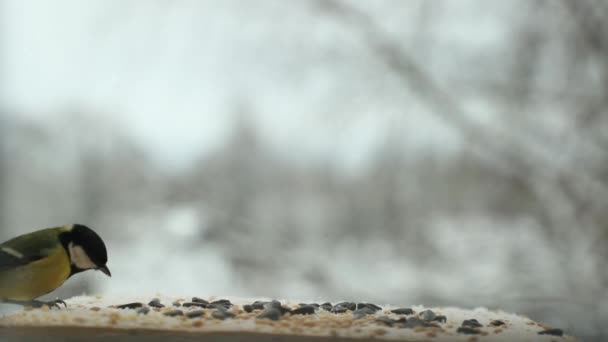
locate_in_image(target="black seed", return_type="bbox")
[116,302,143,309]
[392,317,408,328]
[207,303,231,310]
[256,308,281,321]
[279,306,292,315]
[538,328,563,336]
[148,298,164,308]
[391,308,414,315]
[212,309,235,320]
[357,303,382,312]
[172,301,182,307]
[376,316,397,327]
[251,301,266,310]
[457,326,481,334]
[335,302,356,311]
[462,319,483,328]
[136,307,150,315]
[182,302,207,308]
[403,317,426,328]
[243,304,254,313]
[419,309,437,321]
[164,309,184,317]
[434,315,447,323]
[267,300,281,309]
[292,305,316,315]
[192,297,209,304]
[298,303,320,308]
[210,299,232,307]
[353,307,376,319]
[250,300,281,311]
[186,310,205,319]
[490,320,505,327]
[320,302,333,311]
[331,306,349,314]
[331,302,356,313]
[402,317,438,329]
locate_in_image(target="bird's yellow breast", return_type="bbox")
[0,246,71,301]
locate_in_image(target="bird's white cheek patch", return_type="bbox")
[69,243,96,270]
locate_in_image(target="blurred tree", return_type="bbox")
[314,0,608,339]
[0,114,7,233]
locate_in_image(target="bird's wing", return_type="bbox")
[0,228,64,271]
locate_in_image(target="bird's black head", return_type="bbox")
[62,224,111,277]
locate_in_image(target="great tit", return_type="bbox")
[0,224,110,308]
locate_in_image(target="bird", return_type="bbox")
[0,224,110,308]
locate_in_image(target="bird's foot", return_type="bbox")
[35,299,67,309]
[2,299,67,309]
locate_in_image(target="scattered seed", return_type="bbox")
[192,297,209,304]
[490,320,505,327]
[211,303,233,310]
[299,303,320,308]
[357,303,382,312]
[402,317,438,329]
[186,310,205,319]
[210,299,232,307]
[136,307,150,315]
[335,302,356,311]
[419,309,437,321]
[257,308,281,321]
[115,303,143,310]
[148,298,164,308]
[391,308,414,315]
[206,303,228,310]
[538,328,563,336]
[320,302,333,311]
[353,307,376,319]
[457,327,481,334]
[331,306,349,314]
[182,302,207,308]
[251,301,266,311]
[291,305,316,315]
[212,309,235,320]
[164,309,184,317]
[434,315,447,323]
[243,304,254,313]
[462,319,483,328]
[250,300,281,311]
[376,316,397,326]
[266,300,282,309]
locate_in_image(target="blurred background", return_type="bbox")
[0,0,607,340]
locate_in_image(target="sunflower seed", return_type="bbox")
[256,308,281,321]
[291,305,315,315]
[148,298,164,308]
[116,302,143,309]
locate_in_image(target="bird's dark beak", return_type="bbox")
[98,265,111,277]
